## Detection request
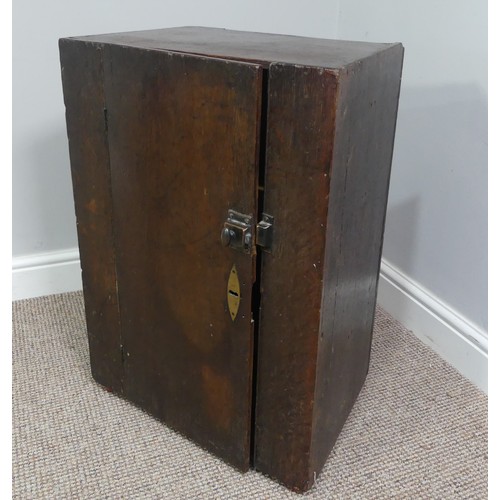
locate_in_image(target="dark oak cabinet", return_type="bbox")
[60,27,403,493]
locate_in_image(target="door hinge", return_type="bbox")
[221,210,274,253]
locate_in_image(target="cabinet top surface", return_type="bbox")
[63,26,400,70]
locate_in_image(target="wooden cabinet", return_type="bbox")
[60,27,403,493]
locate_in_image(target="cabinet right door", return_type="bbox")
[254,45,404,493]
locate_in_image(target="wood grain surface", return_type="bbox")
[60,28,404,492]
[253,63,339,492]
[311,44,405,478]
[102,45,263,471]
[59,39,123,393]
[68,26,396,71]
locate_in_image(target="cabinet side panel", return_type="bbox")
[59,39,122,391]
[254,64,338,492]
[311,45,404,474]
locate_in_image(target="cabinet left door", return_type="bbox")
[60,39,264,470]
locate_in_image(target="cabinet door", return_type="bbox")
[62,41,263,470]
[253,63,338,490]
[106,45,263,470]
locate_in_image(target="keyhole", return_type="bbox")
[227,264,241,321]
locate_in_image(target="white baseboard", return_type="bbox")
[378,259,488,393]
[12,248,488,393]
[12,248,82,301]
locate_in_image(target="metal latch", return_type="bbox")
[221,210,274,254]
[256,213,274,252]
[221,210,253,254]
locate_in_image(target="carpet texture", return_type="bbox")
[13,292,487,499]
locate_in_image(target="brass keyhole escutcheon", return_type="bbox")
[227,264,241,321]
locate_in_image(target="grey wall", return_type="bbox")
[12,0,340,256]
[338,0,488,332]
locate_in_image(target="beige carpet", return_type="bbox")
[13,292,487,499]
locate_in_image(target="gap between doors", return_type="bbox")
[249,67,269,468]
